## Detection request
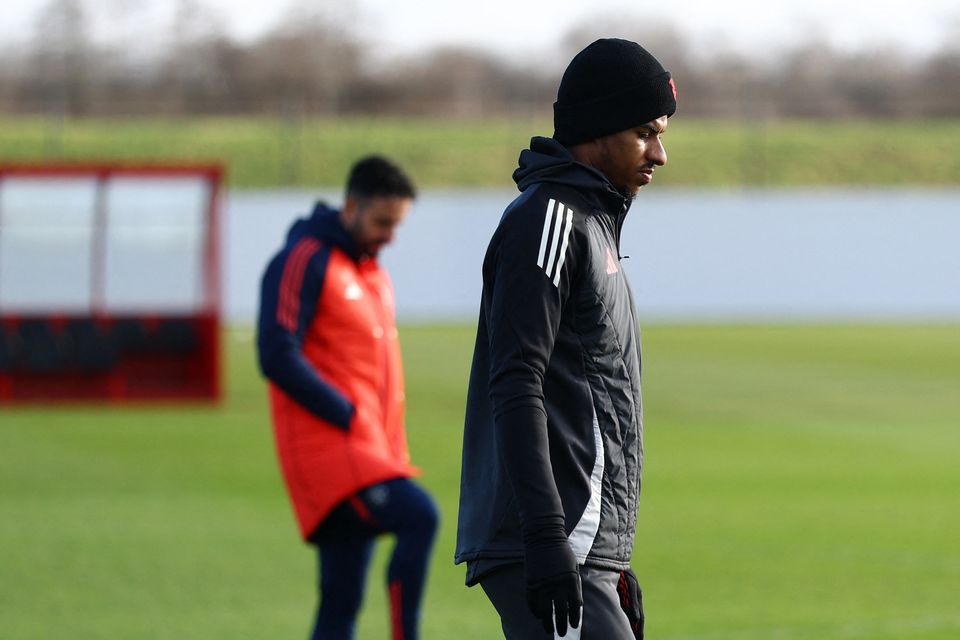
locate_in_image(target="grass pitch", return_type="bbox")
[1,324,958,639]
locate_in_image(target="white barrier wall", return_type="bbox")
[226,188,960,324]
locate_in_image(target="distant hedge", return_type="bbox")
[2,116,958,187]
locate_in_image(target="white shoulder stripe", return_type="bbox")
[537,198,556,269]
[552,207,574,287]
[536,200,574,287]
[544,202,565,277]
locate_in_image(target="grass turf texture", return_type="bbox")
[2,116,960,187]
[1,324,958,639]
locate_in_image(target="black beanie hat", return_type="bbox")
[553,38,677,146]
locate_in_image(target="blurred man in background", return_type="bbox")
[456,39,677,639]
[258,156,438,640]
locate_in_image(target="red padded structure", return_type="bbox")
[0,164,222,402]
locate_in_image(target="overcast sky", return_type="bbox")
[1,0,958,58]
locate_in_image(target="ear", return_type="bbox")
[568,138,600,166]
[341,195,359,224]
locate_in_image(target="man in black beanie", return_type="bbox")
[456,38,676,639]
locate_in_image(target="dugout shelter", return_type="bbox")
[0,164,222,402]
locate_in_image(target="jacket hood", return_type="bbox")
[285,202,361,260]
[512,136,630,213]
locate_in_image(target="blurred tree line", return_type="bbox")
[1,0,958,120]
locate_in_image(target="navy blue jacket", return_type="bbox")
[257,203,358,427]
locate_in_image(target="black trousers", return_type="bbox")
[479,563,634,640]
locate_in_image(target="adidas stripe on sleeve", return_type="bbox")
[536,198,574,287]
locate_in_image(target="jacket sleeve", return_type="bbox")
[486,197,582,539]
[257,241,354,429]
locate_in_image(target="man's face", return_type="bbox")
[340,195,412,258]
[592,115,669,198]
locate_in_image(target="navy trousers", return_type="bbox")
[308,478,439,640]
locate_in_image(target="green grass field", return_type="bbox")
[2,116,960,187]
[2,324,958,639]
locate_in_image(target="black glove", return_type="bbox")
[524,534,582,637]
[617,568,645,640]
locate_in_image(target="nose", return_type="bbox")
[648,137,667,166]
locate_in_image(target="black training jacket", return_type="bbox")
[456,136,644,585]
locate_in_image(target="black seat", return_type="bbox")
[150,319,198,353]
[0,325,17,371]
[113,318,149,352]
[66,318,118,371]
[18,320,67,372]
